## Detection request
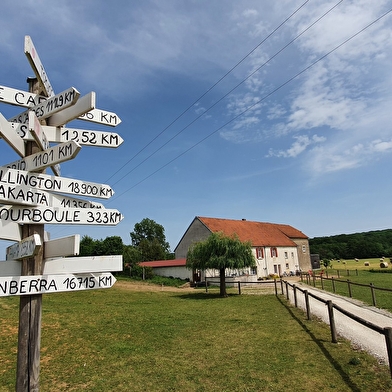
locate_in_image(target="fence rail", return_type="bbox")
[300,273,392,307]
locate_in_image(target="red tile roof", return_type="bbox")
[198,217,307,247]
[139,258,187,268]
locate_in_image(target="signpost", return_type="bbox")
[6,140,81,172]
[0,166,115,199]
[0,272,116,297]
[0,112,25,157]
[6,234,42,261]
[0,36,124,391]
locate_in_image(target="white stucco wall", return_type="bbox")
[153,266,192,280]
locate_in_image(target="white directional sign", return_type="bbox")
[0,205,123,225]
[24,35,55,97]
[5,140,81,172]
[0,255,122,277]
[12,122,123,148]
[0,272,116,297]
[0,112,25,157]
[6,234,42,261]
[0,183,104,208]
[0,219,22,241]
[47,91,95,127]
[8,87,80,124]
[0,166,114,199]
[0,85,47,107]
[44,234,80,259]
[79,108,121,127]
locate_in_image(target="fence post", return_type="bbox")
[285,281,289,300]
[327,300,338,343]
[370,283,377,307]
[274,279,278,296]
[304,290,311,320]
[347,269,350,277]
[321,275,324,290]
[356,269,358,276]
[326,270,329,278]
[337,270,340,278]
[332,277,336,293]
[347,279,352,298]
[205,278,208,293]
[384,327,392,379]
[238,281,241,295]
[293,284,298,307]
[313,273,316,287]
[280,279,284,295]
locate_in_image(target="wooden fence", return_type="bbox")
[301,272,392,307]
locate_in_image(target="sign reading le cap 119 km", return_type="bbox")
[0,35,124,293]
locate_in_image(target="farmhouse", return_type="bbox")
[140,216,311,283]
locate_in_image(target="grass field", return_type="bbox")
[309,258,392,311]
[1,280,392,391]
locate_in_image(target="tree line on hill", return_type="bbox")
[309,229,392,260]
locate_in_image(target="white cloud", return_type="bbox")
[267,134,326,158]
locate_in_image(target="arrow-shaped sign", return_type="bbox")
[0,112,25,157]
[0,255,122,277]
[24,35,55,97]
[0,272,116,297]
[0,84,47,107]
[8,87,80,124]
[47,91,96,127]
[6,234,42,261]
[44,234,80,259]
[0,183,104,208]
[12,122,123,148]
[79,108,121,127]
[0,166,114,199]
[0,205,123,225]
[5,140,81,172]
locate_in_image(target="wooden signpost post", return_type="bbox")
[0,36,124,391]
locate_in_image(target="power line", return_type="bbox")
[109,0,343,187]
[105,0,311,183]
[108,6,392,204]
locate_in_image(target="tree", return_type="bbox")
[130,218,171,261]
[186,232,255,297]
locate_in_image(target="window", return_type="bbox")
[284,252,288,259]
[251,266,257,275]
[302,245,306,253]
[256,247,264,259]
[270,247,278,257]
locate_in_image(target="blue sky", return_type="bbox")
[0,0,392,254]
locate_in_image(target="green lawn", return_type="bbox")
[1,281,391,391]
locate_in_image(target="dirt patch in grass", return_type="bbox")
[114,280,194,292]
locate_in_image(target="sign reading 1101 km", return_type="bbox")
[0,35,124,296]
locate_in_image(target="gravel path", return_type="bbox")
[285,282,392,363]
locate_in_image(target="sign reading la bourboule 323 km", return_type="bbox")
[0,166,114,199]
[0,272,116,297]
[6,140,80,172]
[0,205,123,226]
